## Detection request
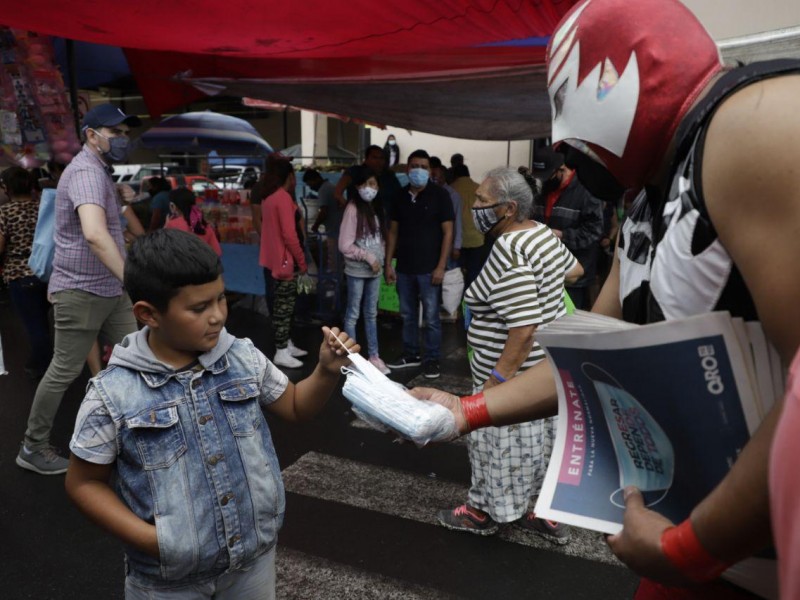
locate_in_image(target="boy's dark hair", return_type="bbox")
[125,229,223,312]
[429,156,443,169]
[407,149,430,162]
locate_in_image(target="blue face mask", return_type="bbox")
[92,129,130,164]
[408,167,429,188]
[583,364,674,508]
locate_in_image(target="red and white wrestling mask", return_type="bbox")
[547,0,723,197]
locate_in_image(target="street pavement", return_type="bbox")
[0,291,639,599]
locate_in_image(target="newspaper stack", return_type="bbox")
[533,310,782,599]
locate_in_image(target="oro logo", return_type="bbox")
[698,345,724,395]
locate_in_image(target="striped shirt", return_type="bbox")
[48,145,126,297]
[465,224,577,386]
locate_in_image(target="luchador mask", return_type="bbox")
[547,0,723,192]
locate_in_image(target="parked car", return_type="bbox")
[209,165,261,189]
[141,174,221,197]
[111,163,184,184]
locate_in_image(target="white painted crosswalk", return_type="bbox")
[281,451,621,567]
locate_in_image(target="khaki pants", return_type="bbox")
[24,289,137,450]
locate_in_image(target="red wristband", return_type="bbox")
[661,519,732,583]
[460,392,492,432]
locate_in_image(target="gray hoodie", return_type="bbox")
[109,327,237,374]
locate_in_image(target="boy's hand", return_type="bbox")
[318,326,360,375]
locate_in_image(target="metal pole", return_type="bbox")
[283,109,289,149]
[65,39,81,139]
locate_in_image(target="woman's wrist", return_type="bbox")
[490,368,507,383]
[660,519,733,583]
[459,392,492,432]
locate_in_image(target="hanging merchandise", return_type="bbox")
[0,27,81,167]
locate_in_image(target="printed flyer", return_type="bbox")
[534,312,760,535]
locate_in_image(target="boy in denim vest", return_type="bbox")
[65,229,359,599]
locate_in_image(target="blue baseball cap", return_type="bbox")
[82,103,141,131]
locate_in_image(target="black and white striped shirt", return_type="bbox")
[465,224,577,386]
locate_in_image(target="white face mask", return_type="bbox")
[358,186,378,202]
[341,353,458,445]
[388,139,396,146]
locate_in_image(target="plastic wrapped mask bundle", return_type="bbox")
[341,353,458,446]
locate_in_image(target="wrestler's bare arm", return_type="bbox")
[609,75,800,577]
[691,74,800,560]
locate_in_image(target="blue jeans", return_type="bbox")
[124,547,275,600]
[343,275,380,357]
[7,276,52,375]
[396,271,441,362]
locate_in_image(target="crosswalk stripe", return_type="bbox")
[281,451,621,566]
[277,546,462,600]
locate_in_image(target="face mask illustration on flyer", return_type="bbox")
[582,363,675,508]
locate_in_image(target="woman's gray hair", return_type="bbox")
[482,167,533,222]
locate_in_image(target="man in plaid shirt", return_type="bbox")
[16,104,141,475]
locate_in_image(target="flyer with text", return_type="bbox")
[534,314,758,534]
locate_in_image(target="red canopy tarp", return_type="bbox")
[3,0,578,139]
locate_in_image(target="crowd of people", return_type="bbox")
[1,0,799,597]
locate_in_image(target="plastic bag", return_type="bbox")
[28,187,56,281]
[341,353,458,446]
[441,267,464,314]
[296,272,314,295]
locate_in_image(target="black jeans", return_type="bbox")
[8,276,52,375]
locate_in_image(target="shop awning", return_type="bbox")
[2,0,578,140]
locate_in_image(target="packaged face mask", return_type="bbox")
[583,363,674,508]
[341,353,458,446]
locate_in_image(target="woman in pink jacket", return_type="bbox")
[259,158,308,368]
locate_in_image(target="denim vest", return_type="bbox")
[92,338,285,588]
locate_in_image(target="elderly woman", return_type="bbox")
[437,167,583,542]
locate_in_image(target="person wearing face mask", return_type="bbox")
[531,146,603,311]
[437,167,582,541]
[384,149,454,379]
[412,0,800,597]
[335,145,402,228]
[383,135,400,169]
[338,166,389,374]
[15,103,141,476]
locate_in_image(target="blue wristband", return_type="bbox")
[490,368,507,383]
